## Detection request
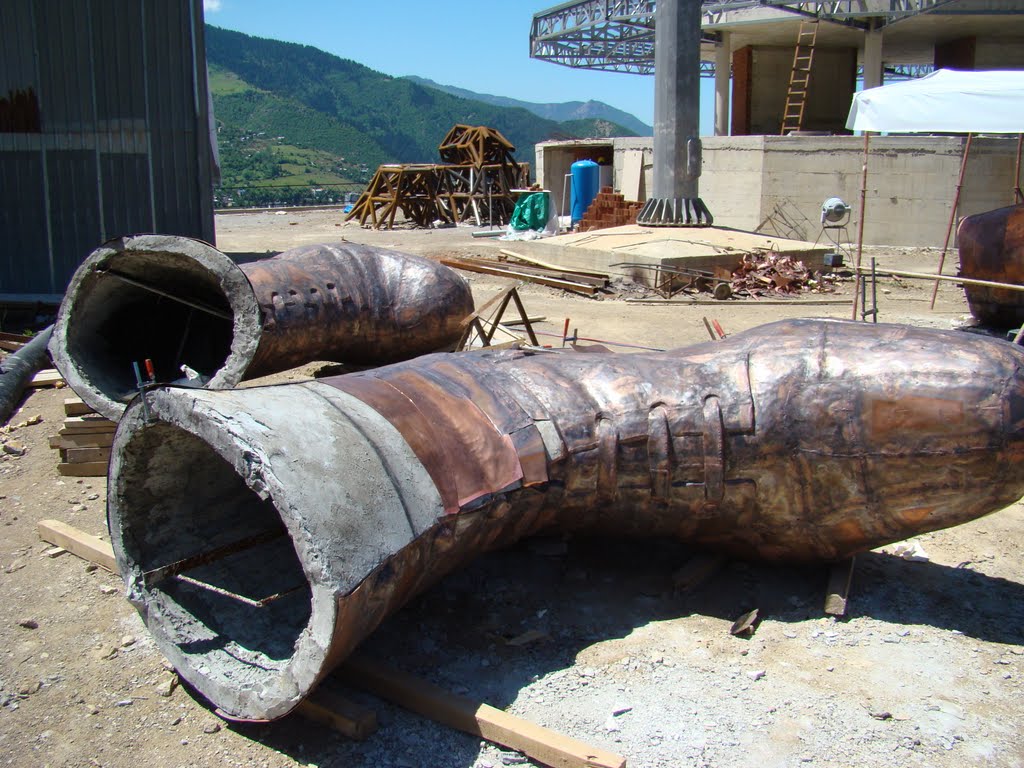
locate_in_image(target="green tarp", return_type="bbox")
[509,192,549,231]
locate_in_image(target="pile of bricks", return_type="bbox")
[576,187,644,232]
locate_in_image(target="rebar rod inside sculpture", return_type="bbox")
[49,235,474,420]
[107,318,1024,721]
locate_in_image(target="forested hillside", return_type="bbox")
[404,75,653,136]
[205,25,638,207]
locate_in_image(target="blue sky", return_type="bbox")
[202,0,717,135]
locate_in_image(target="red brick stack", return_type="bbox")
[576,187,644,232]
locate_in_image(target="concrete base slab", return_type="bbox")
[501,225,831,285]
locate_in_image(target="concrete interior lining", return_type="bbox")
[65,251,236,406]
[116,421,313,698]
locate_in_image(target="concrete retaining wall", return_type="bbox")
[537,135,1022,247]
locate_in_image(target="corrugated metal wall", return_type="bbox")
[0,0,215,297]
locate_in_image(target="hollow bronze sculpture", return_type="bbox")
[49,235,474,420]
[957,202,1024,327]
[107,318,1024,721]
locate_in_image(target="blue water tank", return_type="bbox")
[570,160,600,225]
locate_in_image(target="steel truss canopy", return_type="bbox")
[529,0,972,75]
[690,60,933,78]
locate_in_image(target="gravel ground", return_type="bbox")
[1,212,1022,768]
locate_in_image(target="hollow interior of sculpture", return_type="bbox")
[66,251,238,404]
[117,422,313,695]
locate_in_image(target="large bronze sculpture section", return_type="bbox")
[50,235,474,420]
[107,318,1024,721]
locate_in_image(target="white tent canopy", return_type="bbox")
[846,69,1024,134]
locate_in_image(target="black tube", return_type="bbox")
[0,325,54,425]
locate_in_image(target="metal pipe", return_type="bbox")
[108,318,1024,722]
[0,325,53,426]
[49,235,474,420]
[855,264,1024,293]
[851,131,870,320]
[714,31,731,137]
[95,268,234,319]
[1014,133,1022,205]
[930,133,973,310]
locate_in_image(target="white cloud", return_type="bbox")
[204,0,223,12]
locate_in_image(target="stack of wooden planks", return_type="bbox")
[0,331,32,352]
[28,368,65,388]
[346,125,529,230]
[49,397,116,477]
[441,249,610,297]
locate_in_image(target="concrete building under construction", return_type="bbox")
[530,0,1024,245]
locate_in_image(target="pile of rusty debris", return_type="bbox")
[345,125,529,230]
[730,251,839,297]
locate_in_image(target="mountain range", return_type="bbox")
[402,76,653,137]
[204,25,644,207]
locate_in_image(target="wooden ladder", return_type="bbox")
[780,19,819,135]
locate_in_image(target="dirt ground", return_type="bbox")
[1,210,1021,768]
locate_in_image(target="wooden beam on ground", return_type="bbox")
[59,416,116,434]
[57,461,108,477]
[824,557,856,616]
[62,447,111,464]
[624,298,851,306]
[28,369,64,388]
[0,331,32,345]
[64,397,94,416]
[297,684,377,741]
[441,259,599,296]
[857,266,1024,293]
[37,519,117,573]
[498,249,609,280]
[338,656,626,768]
[49,432,115,449]
[463,257,608,288]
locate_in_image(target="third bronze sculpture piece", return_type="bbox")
[957,202,1024,327]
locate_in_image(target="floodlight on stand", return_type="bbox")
[821,197,851,226]
[816,197,853,268]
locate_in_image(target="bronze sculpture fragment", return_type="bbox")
[107,318,1024,721]
[50,235,474,420]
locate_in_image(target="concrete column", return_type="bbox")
[863,26,883,90]
[637,0,712,225]
[652,0,698,199]
[715,32,731,136]
[731,46,752,135]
